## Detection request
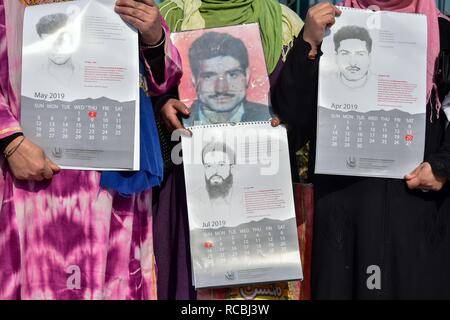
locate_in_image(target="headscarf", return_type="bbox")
[159,0,283,74]
[340,0,450,117]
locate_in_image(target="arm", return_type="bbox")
[271,31,320,150]
[115,1,188,134]
[405,18,450,191]
[140,17,182,96]
[0,94,23,153]
[406,95,450,191]
[271,3,341,150]
[115,0,182,96]
[427,121,450,179]
[0,93,60,181]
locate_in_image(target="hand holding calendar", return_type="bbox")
[6,137,60,181]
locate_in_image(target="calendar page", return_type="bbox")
[182,122,302,289]
[316,7,427,178]
[21,0,140,170]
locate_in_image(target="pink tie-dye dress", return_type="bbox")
[0,0,182,299]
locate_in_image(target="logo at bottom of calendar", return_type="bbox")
[346,156,357,169]
[52,147,63,159]
[225,271,236,281]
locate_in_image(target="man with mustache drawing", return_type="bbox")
[334,25,373,89]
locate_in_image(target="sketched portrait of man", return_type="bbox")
[185,31,271,126]
[36,13,77,85]
[333,25,373,89]
[202,140,236,201]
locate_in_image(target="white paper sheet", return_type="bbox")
[21,0,140,170]
[316,7,427,178]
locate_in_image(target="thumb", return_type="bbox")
[405,165,421,180]
[172,99,191,116]
[406,176,420,190]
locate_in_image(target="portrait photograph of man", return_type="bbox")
[36,12,78,86]
[171,24,272,126]
[21,4,82,100]
[187,139,242,228]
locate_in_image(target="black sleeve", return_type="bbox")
[426,18,450,179]
[141,36,166,85]
[271,29,321,151]
[427,125,450,179]
[141,36,180,110]
[0,132,24,154]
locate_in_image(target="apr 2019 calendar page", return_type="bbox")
[316,7,427,178]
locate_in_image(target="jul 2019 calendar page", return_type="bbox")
[316,7,427,178]
[20,0,140,171]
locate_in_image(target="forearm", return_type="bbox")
[140,17,182,96]
[427,125,450,180]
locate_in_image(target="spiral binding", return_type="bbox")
[187,120,271,130]
[337,5,425,16]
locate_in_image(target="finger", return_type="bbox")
[271,117,280,127]
[406,177,420,190]
[137,0,156,6]
[405,165,421,180]
[116,0,153,11]
[115,6,148,23]
[170,100,191,116]
[314,2,334,12]
[318,14,336,27]
[334,5,342,16]
[163,115,192,137]
[116,13,146,30]
[46,158,61,173]
[307,2,333,17]
[40,159,54,179]
[42,166,54,180]
[31,173,45,182]
[165,113,186,132]
[317,4,339,17]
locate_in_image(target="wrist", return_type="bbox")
[302,36,320,60]
[0,132,23,153]
[141,27,164,47]
[4,136,25,159]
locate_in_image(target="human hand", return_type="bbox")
[115,0,163,45]
[160,98,192,136]
[6,137,60,181]
[303,2,341,54]
[271,116,281,127]
[405,162,447,192]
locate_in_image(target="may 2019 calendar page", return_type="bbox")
[316,7,427,178]
[21,0,139,170]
